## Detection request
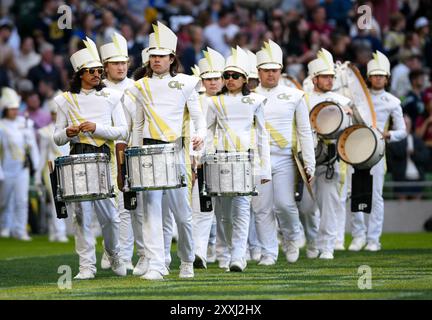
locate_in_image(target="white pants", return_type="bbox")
[215,207,230,262]
[252,150,301,260]
[298,184,320,249]
[192,182,214,262]
[162,193,176,268]
[350,159,385,244]
[141,186,194,273]
[118,192,145,263]
[336,170,349,245]
[0,169,29,237]
[69,198,120,273]
[215,196,251,262]
[247,210,261,253]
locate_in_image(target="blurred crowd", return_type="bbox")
[0,0,431,203]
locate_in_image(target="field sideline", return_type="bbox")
[0,233,431,300]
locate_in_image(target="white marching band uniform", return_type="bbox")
[0,87,39,240]
[300,49,352,259]
[206,46,271,271]
[53,38,128,279]
[130,22,206,280]
[349,51,406,251]
[35,98,69,242]
[100,32,145,271]
[252,40,316,264]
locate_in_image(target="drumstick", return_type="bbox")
[119,150,124,165]
[48,160,54,173]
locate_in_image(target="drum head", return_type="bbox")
[338,125,376,164]
[311,102,342,136]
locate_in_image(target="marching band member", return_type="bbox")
[53,37,128,279]
[191,48,226,269]
[0,87,39,241]
[99,32,144,273]
[131,22,206,280]
[252,40,315,265]
[348,51,406,252]
[35,97,69,243]
[302,48,352,260]
[206,46,271,272]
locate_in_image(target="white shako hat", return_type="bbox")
[141,47,149,66]
[198,47,225,79]
[224,46,249,77]
[367,50,391,77]
[307,48,335,77]
[0,87,20,110]
[247,50,259,79]
[70,37,103,72]
[100,32,129,63]
[256,39,283,70]
[148,21,177,56]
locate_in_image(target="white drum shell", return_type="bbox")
[202,152,256,196]
[55,153,114,202]
[125,144,184,191]
[337,125,385,169]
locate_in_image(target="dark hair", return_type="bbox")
[133,65,149,80]
[218,76,251,96]
[409,69,425,83]
[68,69,106,94]
[135,54,179,79]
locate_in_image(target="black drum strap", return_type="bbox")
[197,166,213,212]
[351,168,373,213]
[124,191,138,210]
[49,164,68,219]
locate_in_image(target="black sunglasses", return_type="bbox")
[223,72,242,80]
[84,68,104,75]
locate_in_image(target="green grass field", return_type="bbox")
[1,233,432,300]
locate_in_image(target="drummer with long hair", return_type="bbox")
[206,46,271,272]
[53,37,128,280]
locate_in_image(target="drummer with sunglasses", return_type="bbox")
[251,40,316,266]
[53,37,128,280]
[205,46,271,272]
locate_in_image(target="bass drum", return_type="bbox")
[337,124,385,169]
[309,101,350,140]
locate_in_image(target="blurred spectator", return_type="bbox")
[391,52,422,99]
[384,13,406,66]
[120,23,145,77]
[0,20,17,75]
[15,36,41,79]
[97,9,120,46]
[414,17,430,48]
[322,0,352,33]
[180,25,205,75]
[0,66,10,88]
[27,42,62,91]
[203,8,239,57]
[68,13,98,55]
[10,0,43,38]
[388,114,430,200]
[21,91,51,131]
[308,6,334,48]
[371,0,399,32]
[415,89,432,171]
[402,69,426,126]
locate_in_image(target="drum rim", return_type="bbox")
[125,144,177,155]
[336,124,379,167]
[309,101,345,137]
[55,153,110,164]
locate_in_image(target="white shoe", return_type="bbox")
[229,259,247,272]
[193,254,207,269]
[319,251,334,260]
[250,248,261,262]
[285,242,300,263]
[179,261,194,278]
[15,234,32,241]
[258,255,276,266]
[124,260,134,271]
[365,242,381,252]
[218,260,229,269]
[101,252,111,270]
[141,270,164,280]
[207,244,216,263]
[306,248,320,259]
[295,236,307,249]
[334,242,345,251]
[133,257,148,276]
[74,269,95,280]
[110,256,127,276]
[348,238,366,251]
[244,249,252,261]
[0,229,10,238]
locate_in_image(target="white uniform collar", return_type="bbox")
[80,88,96,95]
[257,83,281,92]
[226,91,243,97]
[152,72,171,79]
[370,88,385,95]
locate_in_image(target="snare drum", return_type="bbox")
[202,152,257,196]
[310,101,350,139]
[337,124,385,169]
[55,153,115,202]
[125,143,185,191]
